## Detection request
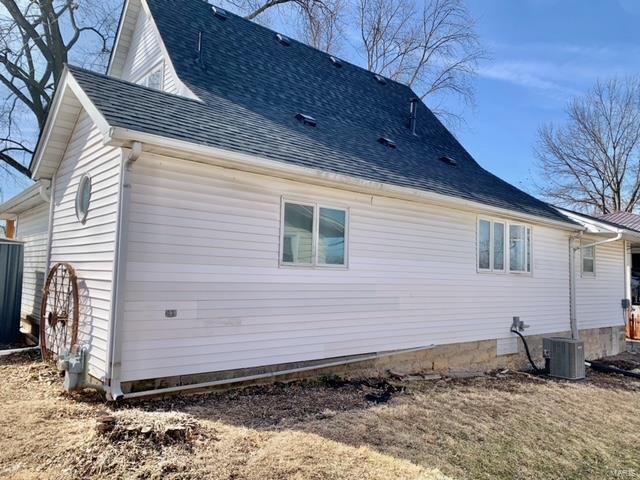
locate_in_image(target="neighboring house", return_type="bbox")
[0,183,50,337]
[556,209,640,335]
[599,212,640,232]
[595,211,640,339]
[7,0,631,398]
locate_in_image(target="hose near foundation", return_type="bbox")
[587,361,640,379]
[510,328,544,374]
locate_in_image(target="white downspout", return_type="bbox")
[42,176,56,352]
[569,231,623,339]
[105,141,142,401]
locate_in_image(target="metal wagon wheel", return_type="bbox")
[40,263,80,362]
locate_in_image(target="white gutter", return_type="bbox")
[0,182,49,219]
[107,127,582,232]
[121,344,435,399]
[569,231,623,339]
[104,141,143,401]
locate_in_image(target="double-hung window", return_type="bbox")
[581,242,595,275]
[478,218,531,274]
[281,200,348,267]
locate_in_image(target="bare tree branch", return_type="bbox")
[536,77,640,214]
[356,0,483,113]
[222,0,484,121]
[0,0,118,178]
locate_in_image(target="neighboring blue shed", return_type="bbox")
[0,239,23,344]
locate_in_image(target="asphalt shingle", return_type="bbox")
[69,0,571,225]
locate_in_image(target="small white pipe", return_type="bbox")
[121,344,435,400]
[569,236,578,339]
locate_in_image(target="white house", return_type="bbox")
[3,0,632,399]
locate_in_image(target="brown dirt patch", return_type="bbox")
[1,352,639,479]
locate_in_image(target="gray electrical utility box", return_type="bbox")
[543,337,585,380]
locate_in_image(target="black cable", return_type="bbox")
[510,328,544,374]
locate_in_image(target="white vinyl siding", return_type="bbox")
[117,152,594,383]
[576,239,624,330]
[119,4,184,96]
[15,204,49,321]
[48,110,122,380]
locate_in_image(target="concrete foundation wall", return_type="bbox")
[121,325,626,396]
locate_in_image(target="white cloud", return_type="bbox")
[477,40,640,100]
[477,61,580,99]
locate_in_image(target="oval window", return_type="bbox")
[75,174,92,224]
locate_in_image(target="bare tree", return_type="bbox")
[298,0,343,52]
[536,77,640,214]
[356,0,483,122]
[222,0,483,122]
[0,0,118,178]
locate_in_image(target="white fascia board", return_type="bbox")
[108,127,583,232]
[0,183,42,219]
[66,73,111,137]
[30,67,71,180]
[31,68,112,180]
[557,207,640,242]
[557,208,622,233]
[106,0,133,76]
[622,231,640,243]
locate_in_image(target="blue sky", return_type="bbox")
[2,0,640,202]
[451,0,640,194]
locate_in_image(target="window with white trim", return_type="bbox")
[581,242,595,275]
[478,218,532,273]
[281,200,348,267]
[75,174,92,224]
[140,64,164,90]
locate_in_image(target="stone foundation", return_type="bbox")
[120,325,627,397]
[360,325,627,376]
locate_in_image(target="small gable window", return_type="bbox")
[281,199,348,267]
[140,64,164,90]
[582,243,595,275]
[75,174,92,224]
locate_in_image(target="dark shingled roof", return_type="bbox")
[598,212,640,232]
[70,0,572,224]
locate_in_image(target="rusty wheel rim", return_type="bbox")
[40,263,79,362]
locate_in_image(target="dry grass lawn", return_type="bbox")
[1,351,640,480]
